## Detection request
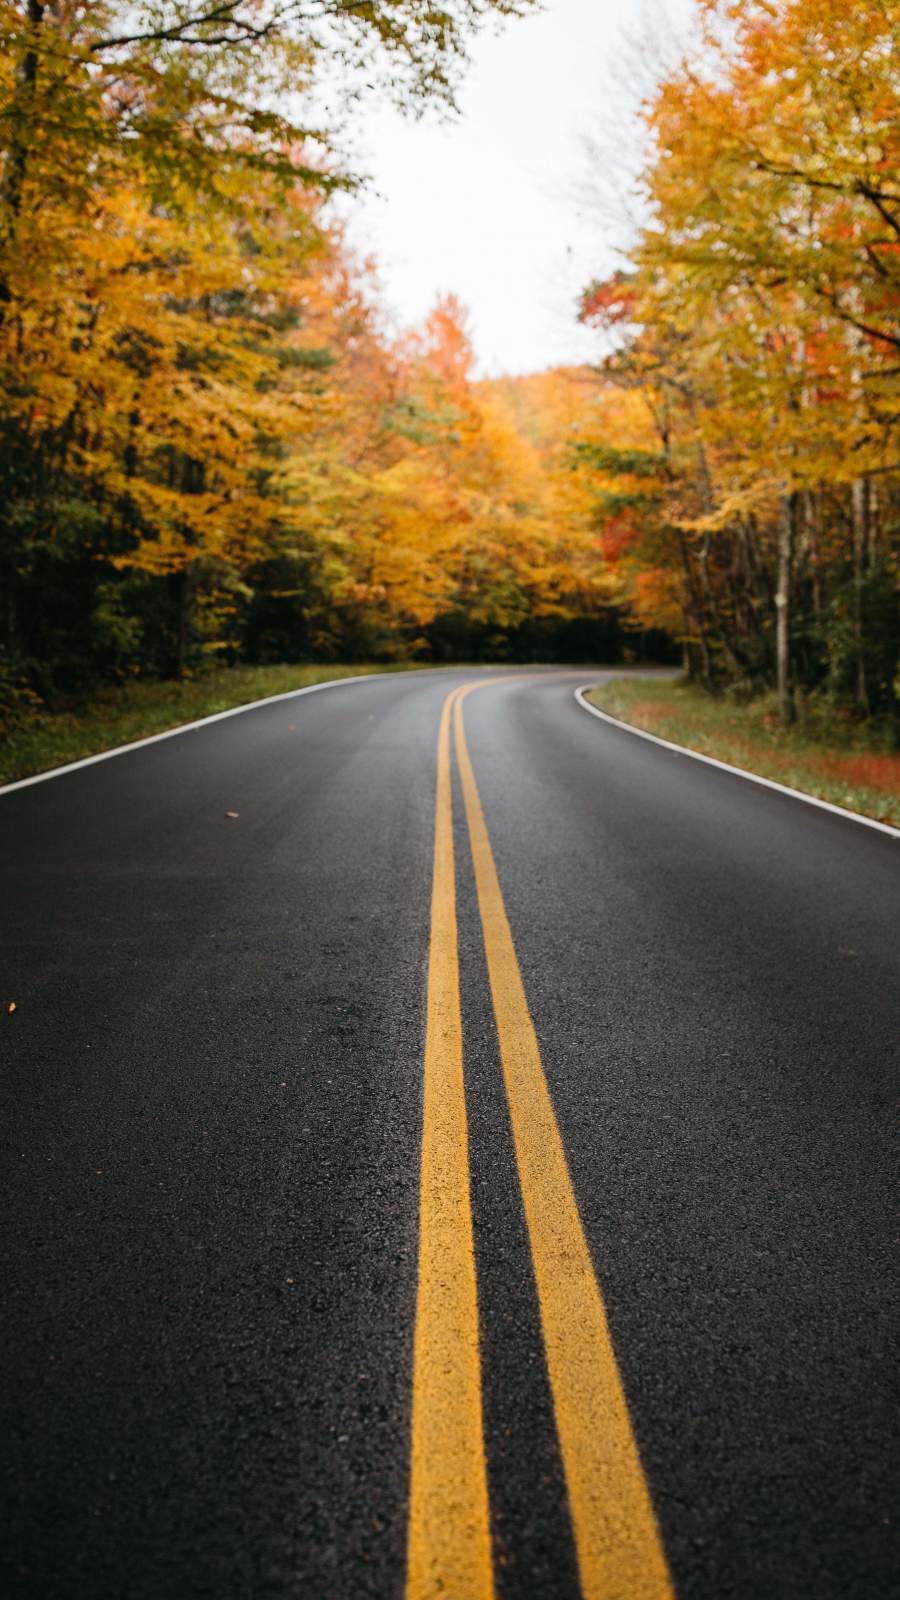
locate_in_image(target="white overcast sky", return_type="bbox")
[337,0,694,376]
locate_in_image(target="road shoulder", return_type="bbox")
[576,682,900,839]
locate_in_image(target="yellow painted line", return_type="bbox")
[454,686,674,1600]
[405,686,495,1600]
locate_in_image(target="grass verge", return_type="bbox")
[0,662,428,787]
[586,678,900,829]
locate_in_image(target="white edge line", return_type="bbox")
[0,669,416,798]
[574,685,900,841]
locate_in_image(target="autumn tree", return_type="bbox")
[0,0,537,694]
[579,0,899,723]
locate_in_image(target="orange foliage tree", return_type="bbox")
[3,0,579,698]
[579,0,899,721]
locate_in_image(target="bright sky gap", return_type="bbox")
[338,0,694,375]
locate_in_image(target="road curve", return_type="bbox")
[1,668,897,1599]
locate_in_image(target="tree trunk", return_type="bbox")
[0,0,44,312]
[776,495,795,725]
[675,530,713,688]
[851,477,869,713]
[867,478,878,564]
[803,490,822,622]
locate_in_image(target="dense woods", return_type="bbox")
[0,0,897,732]
[0,0,626,717]
[579,0,899,724]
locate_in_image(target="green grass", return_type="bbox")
[0,662,430,786]
[587,677,900,829]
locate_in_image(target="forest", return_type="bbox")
[0,0,897,732]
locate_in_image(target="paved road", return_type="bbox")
[1,668,897,1599]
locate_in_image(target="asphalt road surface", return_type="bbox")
[1,668,897,1600]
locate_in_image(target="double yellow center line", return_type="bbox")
[406,683,673,1600]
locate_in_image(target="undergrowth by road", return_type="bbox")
[0,663,426,786]
[587,678,900,829]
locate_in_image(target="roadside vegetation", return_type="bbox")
[0,0,896,781]
[577,0,898,730]
[587,679,900,828]
[0,663,427,787]
[0,0,635,711]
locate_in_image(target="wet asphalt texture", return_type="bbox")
[1,668,897,1598]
